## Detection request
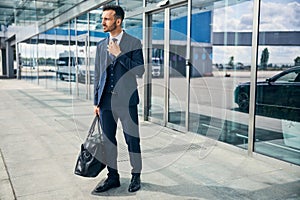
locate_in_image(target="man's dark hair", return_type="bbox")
[102,5,125,21]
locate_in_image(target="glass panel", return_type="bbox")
[124,14,143,40]
[15,0,38,26]
[0,50,3,75]
[120,0,143,12]
[70,19,77,96]
[28,36,39,85]
[124,14,144,116]
[146,0,162,6]
[189,0,252,148]
[148,11,165,121]
[56,21,71,95]
[10,0,88,26]
[53,28,59,90]
[89,8,106,100]
[19,40,32,81]
[38,34,47,88]
[43,28,58,90]
[168,5,188,128]
[76,14,89,99]
[254,0,300,165]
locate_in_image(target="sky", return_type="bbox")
[212,0,300,65]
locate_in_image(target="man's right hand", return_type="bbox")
[94,106,100,116]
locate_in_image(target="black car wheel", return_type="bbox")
[237,92,249,112]
[59,74,65,81]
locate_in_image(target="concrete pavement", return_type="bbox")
[0,79,299,200]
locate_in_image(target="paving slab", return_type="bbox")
[0,79,299,200]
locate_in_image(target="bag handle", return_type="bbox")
[97,115,102,140]
[87,115,102,138]
[88,115,98,135]
[86,115,103,141]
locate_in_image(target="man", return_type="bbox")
[93,5,144,193]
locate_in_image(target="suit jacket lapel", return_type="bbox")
[119,32,129,54]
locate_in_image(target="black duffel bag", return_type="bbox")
[74,115,106,177]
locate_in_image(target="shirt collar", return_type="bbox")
[110,30,123,45]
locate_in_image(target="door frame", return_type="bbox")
[144,2,190,132]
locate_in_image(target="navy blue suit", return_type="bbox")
[94,31,144,177]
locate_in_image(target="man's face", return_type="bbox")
[102,10,118,33]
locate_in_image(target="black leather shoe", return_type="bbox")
[92,178,120,193]
[128,175,141,192]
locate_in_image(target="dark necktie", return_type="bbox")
[109,38,118,60]
[112,38,118,43]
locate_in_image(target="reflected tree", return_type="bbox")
[294,56,300,66]
[228,56,234,68]
[260,48,269,69]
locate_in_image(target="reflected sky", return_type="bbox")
[212,0,300,65]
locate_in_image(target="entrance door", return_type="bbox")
[147,4,188,131]
[168,5,188,130]
[147,10,165,124]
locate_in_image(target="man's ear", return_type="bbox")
[116,18,122,26]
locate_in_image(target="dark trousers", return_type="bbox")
[99,103,142,179]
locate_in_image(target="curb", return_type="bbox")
[0,148,16,200]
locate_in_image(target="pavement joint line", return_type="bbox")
[0,148,17,200]
[16,89,92,132]
[17,89,71,118]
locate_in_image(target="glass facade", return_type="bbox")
[189,0,253,149]
[16,0,299,165]
[254,0,300,164]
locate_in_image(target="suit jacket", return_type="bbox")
[94,31,145,107]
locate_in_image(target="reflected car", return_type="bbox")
[234,66,300,121]
[152,64,162,77]
[78,68,94,84]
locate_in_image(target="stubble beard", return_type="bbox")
[103,21,117,33]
